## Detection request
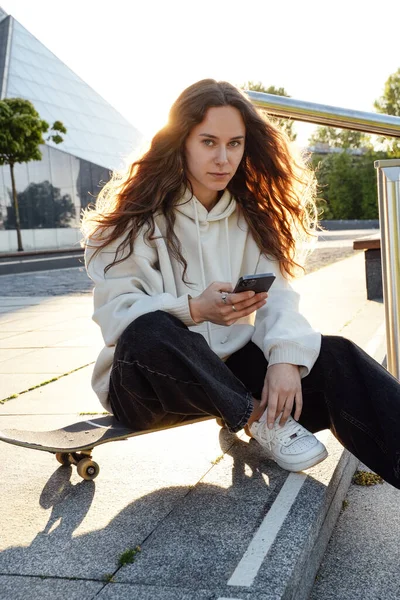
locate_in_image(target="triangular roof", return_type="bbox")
[0,8,144,170]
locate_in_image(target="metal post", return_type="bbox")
[374,160,400,379]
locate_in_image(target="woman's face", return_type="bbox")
[184,105,245,207]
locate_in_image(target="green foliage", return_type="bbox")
[309,68,400,220]
[0,98,65,165]
[0,98,47,165]
[242,81,297,141]
[243,81,288,97]
[309,126,371,150]
[352,470,384,486]
[374,68,400,116]
[118,546,141,567]
[374,67,400,157]
[311,149,388,220]
[52,120,67,133]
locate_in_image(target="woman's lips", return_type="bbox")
[209,172,230,177]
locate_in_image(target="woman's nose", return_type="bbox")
[215,147,228,165]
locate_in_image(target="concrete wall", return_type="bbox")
[0,228,82,252]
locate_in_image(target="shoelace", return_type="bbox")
[273,419,306,446]
[256,417,305,448]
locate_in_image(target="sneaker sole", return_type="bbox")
[260,446,329,473]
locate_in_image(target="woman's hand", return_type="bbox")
[262,363,303,429]
[189,281,268,326]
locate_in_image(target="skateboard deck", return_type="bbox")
[0,415,216,480]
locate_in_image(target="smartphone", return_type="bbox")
[233,272,276,294]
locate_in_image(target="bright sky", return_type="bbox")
[1,0,399,146]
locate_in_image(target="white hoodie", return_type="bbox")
[85,188,321,410]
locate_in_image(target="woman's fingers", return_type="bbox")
[259,378,269,421]
[198,284,268,327]
[223,297,267,325]
[294,390,303,421]
[279,397,294,427]
[266,391,279,429]
[277,390,302,427]
[227,291,268,308]
[214,282,234,293]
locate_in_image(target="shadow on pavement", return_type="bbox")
[0,428,312,588]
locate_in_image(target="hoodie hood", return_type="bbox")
[175,187,237,222]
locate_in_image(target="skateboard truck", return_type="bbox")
[55,450,100,480]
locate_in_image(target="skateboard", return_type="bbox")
[0,415,221,481]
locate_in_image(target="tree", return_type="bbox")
[308,126,370,150]
[0,98,67,251]
[242,81,297,141]
[5,181,76,229]
[374,67,400,156]
[310,150,386,220]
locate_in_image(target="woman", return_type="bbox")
[82,79,400,488]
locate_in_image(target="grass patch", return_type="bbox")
[352,470,384,486]
[0,362,95,404]
[118,546,141,567]
[103,573,115,583]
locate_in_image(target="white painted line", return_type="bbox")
[365,321,386,358]
[227,472,307,587]
[86,420,108,428]
[0,255,81,266]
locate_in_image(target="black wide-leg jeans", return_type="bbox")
[109,311,400,489]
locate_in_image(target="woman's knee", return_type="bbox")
[116,310,185,358]
[320,335,355,357]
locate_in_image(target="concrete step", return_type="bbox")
[0,252,387,599]
[0,304,384,600]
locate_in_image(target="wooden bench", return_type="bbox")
[353,233,382,300]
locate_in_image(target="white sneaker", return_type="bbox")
[249,413,328,472]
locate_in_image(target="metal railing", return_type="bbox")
[246,91,400,378]
[246,91,400,137]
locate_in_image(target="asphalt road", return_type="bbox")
[0,252,84,275]
[0,230,373,297]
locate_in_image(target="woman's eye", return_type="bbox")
[202,139,241,148]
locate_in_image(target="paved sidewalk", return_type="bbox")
[310,463,400,600]
[0,248,390,600]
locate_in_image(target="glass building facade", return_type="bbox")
[0,144,110,251]
[0,8,143,252]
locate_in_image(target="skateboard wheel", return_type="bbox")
[77,457,100,481]
[55,452,70,466]
[216,417,225,428]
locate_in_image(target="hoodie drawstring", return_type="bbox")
[225,217,232,283]
[193,200,213,349]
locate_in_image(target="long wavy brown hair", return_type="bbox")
[81,79,317,279]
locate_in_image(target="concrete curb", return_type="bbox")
[282,447,359,600]
[0,247,83,259]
